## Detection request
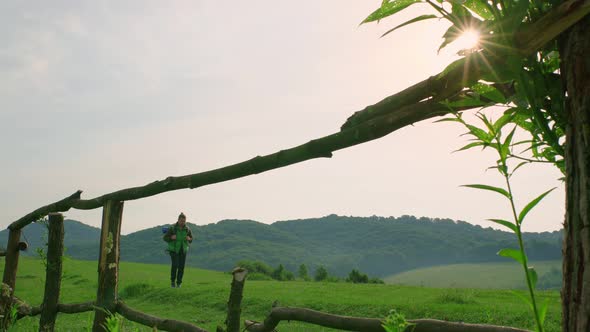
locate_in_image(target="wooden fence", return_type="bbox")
[1,2,588,331]
[0,208,246,332]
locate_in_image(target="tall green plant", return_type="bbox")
[444,112,553,331]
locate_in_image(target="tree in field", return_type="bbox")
[314,266,328,282]
[298,264,310,281]
[346,269,369,284]
[271,264,294,281]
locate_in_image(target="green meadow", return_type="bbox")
[2,257,561,331]
[384,261,561,289]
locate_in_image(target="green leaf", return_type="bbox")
[381,15,439,37]
[505,0,531,32]
[362,0,422,24]
[510,161,529,177]
[450,2,472,21]
[498,248,524,264]
[465,124,491,142]
[462,184,510,199]
[484,56,523,83]
[543,51,561,73]
[472,83,507,104]
[454,141,485,152]
[510,290,533,310]
[528,266,538,289]
[500,127,516,161]
[518,188,557,224]
[493,113,515,132]
[438,25,461,52]
[488,218,517,232]
[476,113,495,136]
[462,0,494,20]
[434,117,462,123]
[497,163,508,176]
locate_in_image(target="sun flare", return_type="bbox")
[454,29,480,51]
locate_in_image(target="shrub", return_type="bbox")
[346,269,369,284]
[314,266,328,281]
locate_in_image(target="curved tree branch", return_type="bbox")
[60,100,456,211]
[244,306,532,332]
[8,190,82,231]
[116,301,209,332]
[16,301,95,319]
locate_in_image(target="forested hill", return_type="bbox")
[0,215,561,277]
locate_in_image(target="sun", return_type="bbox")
[454,29,481,51]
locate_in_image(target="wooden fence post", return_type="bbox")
[2,228,22,295]
[92,200,123,332]
[39,213,65,332]
[1,228,22,329]
[221,267,248,332]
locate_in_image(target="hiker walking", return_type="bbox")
[163,212,193,288]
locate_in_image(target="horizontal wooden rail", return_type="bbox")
[117,302,208,332]
[8,191,82,231]
[16,299,208,331]
[58,301,95,314]
[16,301,95,319]
[244,306,532,332]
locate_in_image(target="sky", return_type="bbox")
[0,1,565,235]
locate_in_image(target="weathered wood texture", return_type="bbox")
[2,229,22,295]
[39,213,65,332]
[57,301,95,314]
[17,301,95,319]
[559,10,590,332]
[116,302,209,332]
[244,306,531,332]
[225,268,248,332]
[92,200,124,332]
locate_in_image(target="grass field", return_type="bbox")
[383,261,561,289]
[2,257,561,331]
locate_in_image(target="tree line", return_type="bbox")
[236,260,384,284]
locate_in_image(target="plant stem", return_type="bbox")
[425,0,451,21]
[504,176,543,332]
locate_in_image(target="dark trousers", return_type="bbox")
[170,250,187,285]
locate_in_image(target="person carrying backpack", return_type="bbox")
[163,212,193,288]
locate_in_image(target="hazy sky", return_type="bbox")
[1,1,564,235]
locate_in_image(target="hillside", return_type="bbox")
[0,219,101,258]
[384,261,562,289]
[0,215,561,277]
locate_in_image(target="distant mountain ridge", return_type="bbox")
[0,215,561,277]
[0,219,101,258]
